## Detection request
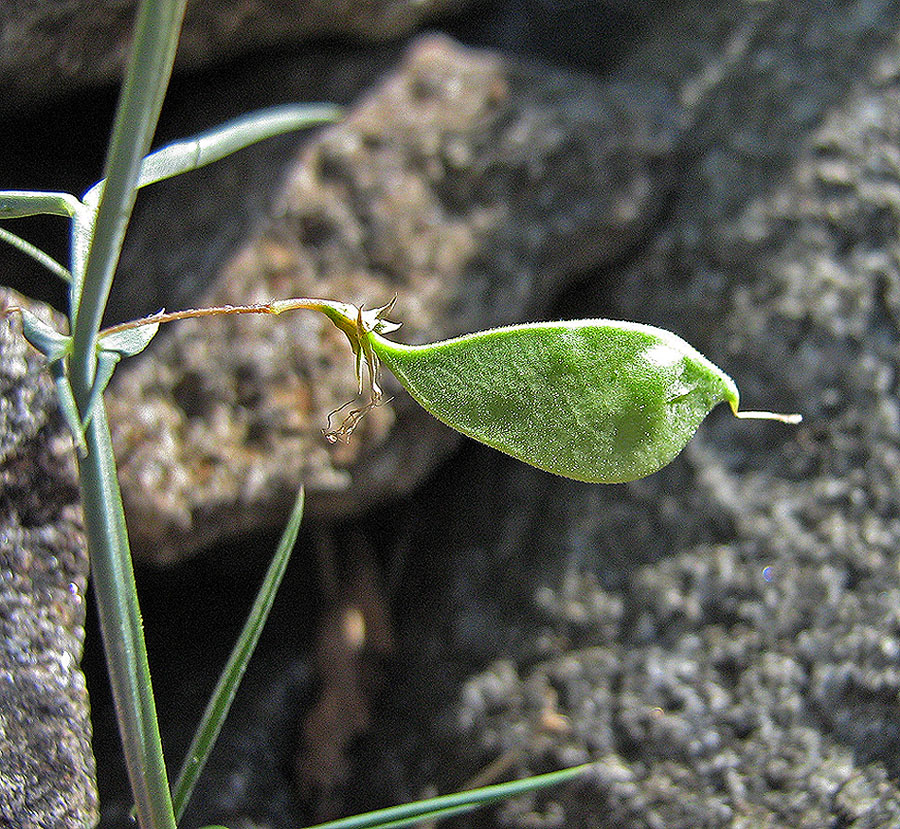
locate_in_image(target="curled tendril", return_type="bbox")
[322,395,394,444]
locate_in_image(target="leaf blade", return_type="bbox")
[303,763,593,829]
[0,190,81,219]
[83,103,342,204]
[170,488,305,821]
[0,226,73,283]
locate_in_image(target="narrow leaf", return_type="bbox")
[69,0,187,436]
[304,764,593,829]
[79,350,122,432]
[80,406,173,829]
[0,190,81,219]
[83,103,342,205]
[0,226,73,283]
[369,320,799,484]
[71,3,189,827]
[170,488,306,822]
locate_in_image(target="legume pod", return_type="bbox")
[369,320,798,483]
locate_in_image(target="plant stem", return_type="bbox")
[79,405,176,829]
[98,297,357,337]
[70,0,186,395]
[67,2,187,828]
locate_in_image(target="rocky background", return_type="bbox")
[3,0,900,827]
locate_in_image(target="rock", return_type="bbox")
[107,33,682,564]
[342,1,900,826]
[0,289,96,829]
[0,0,465,113]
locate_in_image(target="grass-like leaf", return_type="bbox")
[70,0,187,399]
[0,190,81,219]
[0,225,73,282]
[82,103,342,207]
[81,403,174,828]
[70,2,189,828]
[303,764,594,829]
[78,350,125,434]
[49,360,87,457]
[170,488,306,822]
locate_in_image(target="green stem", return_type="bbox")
[70,0,186,397]
[79,405,176,829]
[67,2,187,828]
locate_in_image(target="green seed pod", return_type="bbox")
[368,320,799,483]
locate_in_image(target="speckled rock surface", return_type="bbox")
[351,1,900,826]
[0,0,464,113]
[0,290,96,829]
[107,33,682,564]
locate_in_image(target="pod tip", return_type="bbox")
[734,410,802,425]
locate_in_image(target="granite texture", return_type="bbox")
[0,290,96,829]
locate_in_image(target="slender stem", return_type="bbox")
[98,297,400,446]
[79,405,175,829]
[70,0,187,402]
[67,2,187,828]
[98,298,340,337]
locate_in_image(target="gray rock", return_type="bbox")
[425,0,900,826]
[0,0,465,113]
[0,289,96,829]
